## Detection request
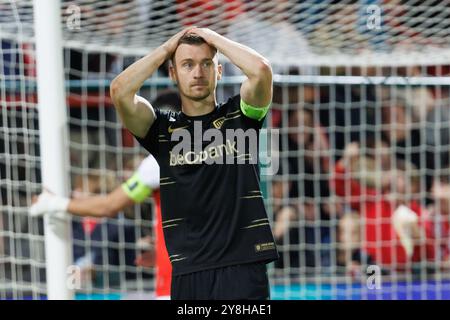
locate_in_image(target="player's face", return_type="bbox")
[171,43,222,102]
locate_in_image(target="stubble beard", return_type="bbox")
[180,85,212,102]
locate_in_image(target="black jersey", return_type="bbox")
[135,94,278,275]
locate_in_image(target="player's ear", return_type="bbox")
[169,62,177,84]
[217,63,222,81]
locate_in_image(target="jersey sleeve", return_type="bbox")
[136,154,160,189]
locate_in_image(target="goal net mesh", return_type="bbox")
[1,0,450,299]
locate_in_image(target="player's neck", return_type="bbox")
[180,95,217,117]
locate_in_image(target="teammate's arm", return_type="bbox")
[110,28,193,138]
[67,167,156,217]
[29,163,157,218]
[191,27,273,118]
[68,187,135,218]
[28,187,133,219]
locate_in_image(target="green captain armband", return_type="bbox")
[121,173,152,203]
[240,99,270,121]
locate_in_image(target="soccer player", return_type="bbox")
[110,27,279,299]
[29,155,172,299]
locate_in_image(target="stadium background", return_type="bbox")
[1,0,450,300]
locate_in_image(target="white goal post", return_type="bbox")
[1,0,450,300]
[33,0,73,300]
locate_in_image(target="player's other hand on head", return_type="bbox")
[187,27,218,43]
[29,189,69,218]
[163,26,197,55]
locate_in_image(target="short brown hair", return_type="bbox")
[171,33,218,64]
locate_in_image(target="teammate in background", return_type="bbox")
[29,91,182,300]
[30,154,171,299]
[110,27,278,299]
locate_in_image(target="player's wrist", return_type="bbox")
[160,43,173,60]
[29,191,70,217]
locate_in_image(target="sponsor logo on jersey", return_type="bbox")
[169,140,238,166]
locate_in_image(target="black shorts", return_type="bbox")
[171,262,270,300]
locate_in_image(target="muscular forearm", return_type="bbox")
[67,188,134,218]
[110,28,193,137]
[109,48,166,137]
[30,187,135,219]
[111,27,193,102]
[207,32,271,79]
[110,46,168,101]
[68,195,113,217]
[194,28,272,107]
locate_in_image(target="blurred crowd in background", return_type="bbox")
[1,0,450,293]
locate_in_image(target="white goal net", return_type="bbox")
[1,0,450,300]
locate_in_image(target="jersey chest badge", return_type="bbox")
[212,117,225,129]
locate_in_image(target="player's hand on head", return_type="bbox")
[29,190,70,218]
[162,26,197,56]
[188,27,217,43]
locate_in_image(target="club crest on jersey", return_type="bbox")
[212,117,225,129]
